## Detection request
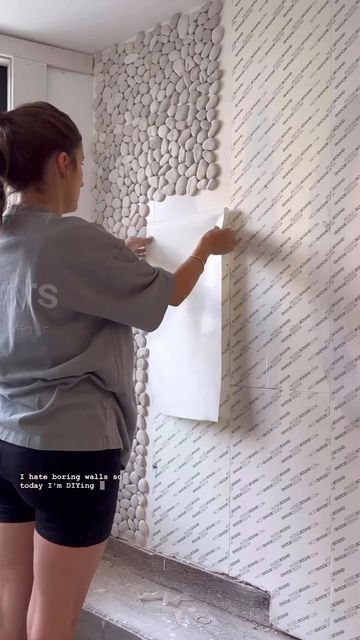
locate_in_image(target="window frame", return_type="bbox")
[0,56,12,110]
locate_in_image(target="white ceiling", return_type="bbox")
[0,0,202,54]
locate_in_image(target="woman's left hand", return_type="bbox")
[125,236,154,259]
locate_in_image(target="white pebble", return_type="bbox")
[137,430,149,446]
[137,494,147,506]
[128,506,136,519]
[134,464,146,478]
[127,484,138,494]
[163,183,176,196]
[135,334,146,348]
[210,43,221,60]
[137,416,146,430]
[203,137,217,150]
[138,478,149,493]
[187,175,198,195]
[135,531,146,546]
[207,178,218,190]
[131,495,139,508]
[123,530,135,540]
[177,14,189,39]
[197,158,208,180]
[207,163,220,179]
[136,455,146,467]
[209,119,221,137]
[165,167,178,183]
[173,59,185,76]
[139,520,149,536]
[136,505,145,520]
[193,143,203,163]
[135,382,145,395]
[170,13,180,30]
[212,25,224,44]
[136,443,147,455]
[130,471,139,484]
[209,0,223,19]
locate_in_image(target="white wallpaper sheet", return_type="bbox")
[147,1,360,640]
[146,210,224,422]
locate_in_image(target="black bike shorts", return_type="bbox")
[0,439,124,548]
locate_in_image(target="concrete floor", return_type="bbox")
[76,557,297,640]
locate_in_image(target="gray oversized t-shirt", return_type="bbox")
[0,204,176,469]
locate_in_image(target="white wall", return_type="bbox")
[47,68,94,222]
[12,57,47,105]
[0,36,94,221]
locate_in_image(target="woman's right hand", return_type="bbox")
[199,226,237,255]
[170,226,237,307]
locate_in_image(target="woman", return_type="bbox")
[0,101,236,640]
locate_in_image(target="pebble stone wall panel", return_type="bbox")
[230,1,360,639]
[92,0,224,242]
[91,1,225,548]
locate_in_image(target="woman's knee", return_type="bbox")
[27,587,80,640]
[28,625,76,640]
[27,530,108,640]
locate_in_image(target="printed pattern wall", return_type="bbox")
[91,0,225,548]
[230,1,360,639]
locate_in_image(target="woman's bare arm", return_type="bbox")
[170,227,237,306]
